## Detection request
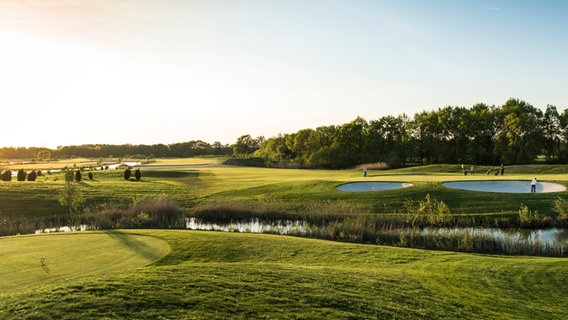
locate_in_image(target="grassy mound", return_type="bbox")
[0,231,169,298]
[1,230,567,319]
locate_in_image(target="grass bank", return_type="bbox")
[1,230,566,319]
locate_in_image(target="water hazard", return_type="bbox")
[23,218,568,256]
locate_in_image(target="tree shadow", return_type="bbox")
[102,230,167,262]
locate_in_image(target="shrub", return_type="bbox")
[403,194,451,227]
[551,197,568,222]
[27,170,37,181]
[124,168,132,180]
[135,168,141,181]
[88,197,185,229]
[88,172,94,180]
[65,170,74,182]
[518,204,538,226]
[17,169,26,181]
[75,170,82,182]
[1,170,12,181]
[58,180,85,214]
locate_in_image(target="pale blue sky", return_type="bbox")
[0,0,566,148]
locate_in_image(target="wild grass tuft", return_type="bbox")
[84,196,185,229]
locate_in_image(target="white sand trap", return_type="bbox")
[337,182,413,192]
[442,180,566,193]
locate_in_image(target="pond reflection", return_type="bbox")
[420,227,568,248]
[186,218,568,254]
[17,218,568,256]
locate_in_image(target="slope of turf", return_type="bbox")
[0,231,170,298]
[1,230,567,319]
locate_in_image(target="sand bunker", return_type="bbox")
[337,182,413,192]
[442,180,566,193]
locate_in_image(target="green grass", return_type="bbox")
[0,231,169,298]
[1,230,566,319]
[188,165,568,218]
[1,160,568,318]
[2,162,568,233]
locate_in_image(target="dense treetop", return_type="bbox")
[253,98,567,168]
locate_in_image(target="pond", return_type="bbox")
[185,218,567,254]
[24,218,568,256]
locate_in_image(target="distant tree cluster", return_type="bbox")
[254,98,567,168]
[0,140,232,160]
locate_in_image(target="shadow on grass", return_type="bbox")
[103,230,165,262]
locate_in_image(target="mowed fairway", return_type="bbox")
[0,231,170,298]
[1,230,567,319]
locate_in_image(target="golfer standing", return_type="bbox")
[531,178,537,193]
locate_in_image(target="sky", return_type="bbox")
[0,0,567,148]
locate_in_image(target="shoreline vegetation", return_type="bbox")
[1,158,567,256]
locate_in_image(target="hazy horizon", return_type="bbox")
[1,0,567,149]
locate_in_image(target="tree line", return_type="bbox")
[0,140,233,160]
[2,98,566,169]
[252,98,567,168]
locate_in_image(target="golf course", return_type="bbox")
[1,158,568,319]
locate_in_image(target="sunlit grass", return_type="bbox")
[0,231,169,298]
[0,230,566,319]
[2,162,568,225]
[146,157,226,166]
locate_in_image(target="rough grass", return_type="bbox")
[1,230,566,319]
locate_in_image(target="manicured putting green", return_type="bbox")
[0,231,170,296]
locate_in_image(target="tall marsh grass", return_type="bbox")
[190,199,363,224]
[84,196,186,229]
[0,196,186,235]
[188,195,567,256]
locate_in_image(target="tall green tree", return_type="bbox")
[496,99,544,164]
[332,117,368,167]
[367,115,409,166]
[559,109,568,161]
[409,111,436,164]
[542,105,561,162]
[466,104,500,164]
[232,134,263,156]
